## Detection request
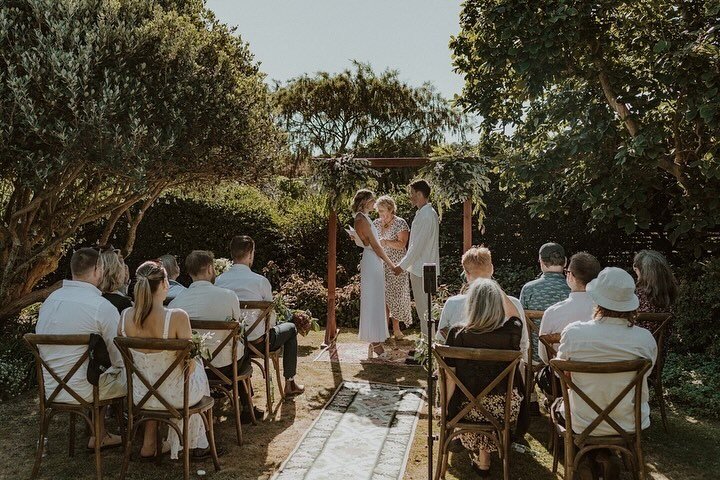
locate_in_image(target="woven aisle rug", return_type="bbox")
[272,381,425,480]
[313,341,418,367]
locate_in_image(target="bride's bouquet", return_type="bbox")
[274,294,321,337]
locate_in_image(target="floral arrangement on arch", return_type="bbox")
[419,144,491,228]
[311,154,381,211]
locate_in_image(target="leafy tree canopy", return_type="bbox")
[0,0,281,320]
[452,0,720,253]
[273,61,470,164]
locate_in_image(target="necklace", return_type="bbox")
[381,217,393,229]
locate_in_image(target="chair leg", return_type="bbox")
[264,357,273,416]
[233,381,242,446]
[68,412,76,457]
[183,415,190,480]
[434,429,445,480]
[636,441,646,480]
[243,380,258,425]
[273,356,284,402]
[114,399,126,445]
[503,433,511,480]
[119,417,135,480]
[204,409,221,471]
[31,414,49,479]
[551,434,560,474]
[563,436,574,480]
[93,405,102,480]
[655,374,668,433]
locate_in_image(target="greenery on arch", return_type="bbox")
[420,144,492,226]
[310,155,381,211]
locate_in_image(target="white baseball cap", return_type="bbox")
[586,267,639,312]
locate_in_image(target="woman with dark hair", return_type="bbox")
[444,279,524,476]
[351,189,397,358]
[118,261,214,460]
[633,250,679,329]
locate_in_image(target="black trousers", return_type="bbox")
[255,322,299,380]
[206,357,253,409]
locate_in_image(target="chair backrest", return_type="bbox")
[550,358,652,445]
[523,309,543,365]
[635,312,671,355]
[24,333,94,407]
[434,344,522,433]
[539,334,558,360]
[113,336,193,418]
[239,300,274,357]
[189,319,242,384]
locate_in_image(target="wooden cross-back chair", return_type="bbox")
[190,319,256,446]
[24,333,126,480]
[240,300,283,416]
[538,334,560,450]
[434,345,523,480]
[636,312,672,432]
[549,358,652,480]
[523,310,544,402]
[113,337,220,480]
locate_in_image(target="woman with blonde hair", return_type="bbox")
[98,245,133,313]
[118,261,216,460]
[351,189,397,358]
[443,279,524,476]
[373,194,412,339]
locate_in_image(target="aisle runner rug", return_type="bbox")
[313,341,417,367]
[272,381,424,480]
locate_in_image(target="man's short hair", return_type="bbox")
[409,179,431,198]
[158,254,180,278]
[230,236,255,261]
[568,252,602,286]
[71,247,101,277]
[185,250,214,277]
[539,242,566,267]
[462,246,493,274]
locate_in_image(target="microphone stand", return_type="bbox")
[423,263,437,480]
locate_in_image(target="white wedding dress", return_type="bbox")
[356,212,389,343]
[121,308,210,459]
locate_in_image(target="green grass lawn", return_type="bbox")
[0,329,717,479]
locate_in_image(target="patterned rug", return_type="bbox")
[313,340,418,366]
[272,381,425,480]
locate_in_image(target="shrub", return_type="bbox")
[663,353,720,420]
[277,274,328,325]
[672,258,720,356]
[0,304,39,400]
[493,264,538,298]
[335,275,362,329]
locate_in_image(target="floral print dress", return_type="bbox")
[374,216,413,327]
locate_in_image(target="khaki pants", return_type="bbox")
[98,366,127,400]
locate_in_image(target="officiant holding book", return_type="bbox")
[393,179,440,338]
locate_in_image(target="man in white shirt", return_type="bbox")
[36,247,126,449]
[215,236,305,397]
[436,247,529,361]
[393,179,440,337]
[556,267,657,438]
[538,252,601,364]
[159,254,186,301]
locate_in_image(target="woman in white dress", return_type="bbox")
[118,261,214,460]
[352,189,397,358]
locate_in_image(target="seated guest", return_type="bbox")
[215,235,305,397]
[99,245,133,313]
[167,251,257,418]
[520,242,571,363]
[36,247,126,449]
[120,261,215,460]
[538,252,601,364]
[444,279,524,476]
[556,267,657,437]
[633,249,679,321]
[159,254,187,302]
[437,247,528,363]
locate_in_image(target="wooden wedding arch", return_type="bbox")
[322,157,474,346]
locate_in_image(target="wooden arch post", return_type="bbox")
[321,157,474,347]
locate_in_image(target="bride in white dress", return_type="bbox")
[351,189,397,358]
